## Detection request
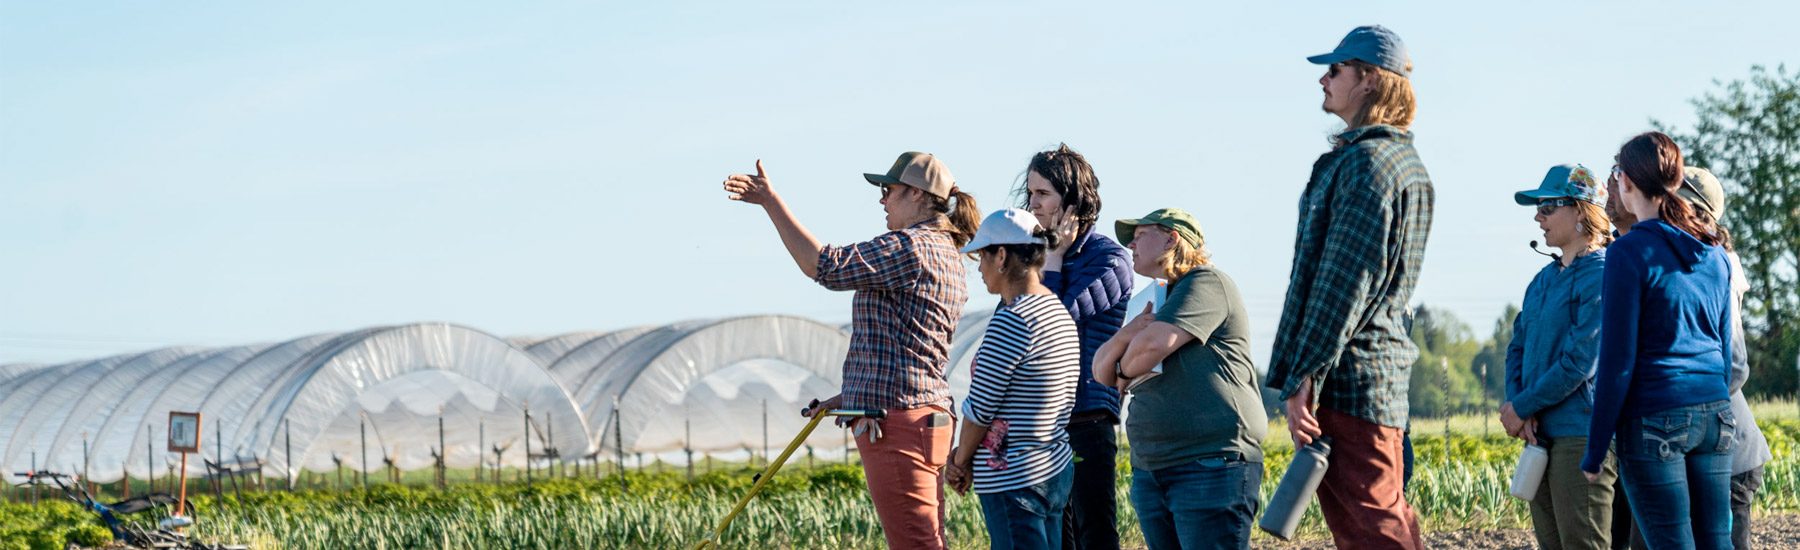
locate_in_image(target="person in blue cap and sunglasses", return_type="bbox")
[1264,25,1432,550]
[1504,164,1619,550]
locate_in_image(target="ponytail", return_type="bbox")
[1656,197,1719,247]
[931,187,981,249]
[1619,132,1720,247]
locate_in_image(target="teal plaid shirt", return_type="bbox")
[1265,125,1434,429]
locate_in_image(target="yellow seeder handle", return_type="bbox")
[693,404,885,550]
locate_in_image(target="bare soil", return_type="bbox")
[1250,513,1800,549]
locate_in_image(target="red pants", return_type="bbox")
[1316,407,1424,550]
[855,405,953,550]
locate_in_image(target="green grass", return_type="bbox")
[7,401,1797,550]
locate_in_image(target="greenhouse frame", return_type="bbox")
[0,313,979,484]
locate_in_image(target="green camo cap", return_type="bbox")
[1116,208,1204,249]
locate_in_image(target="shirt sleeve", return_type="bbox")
[1155,270,1229,346]
[1270,152,1395,401]
[813,231,920,292]
[1514,263,1604,418]
[962,310,1029,427]
[1585,247,1644,473]
[1726,253,1747,395]
[1503,283,1529,403]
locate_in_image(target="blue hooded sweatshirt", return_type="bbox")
[1581,219,1733,473]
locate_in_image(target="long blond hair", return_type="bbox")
[1345,60,1416,132]
[1575,202,1614,248]
[1150,226,1212,284]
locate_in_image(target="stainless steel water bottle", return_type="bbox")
[1258,437,1331,541]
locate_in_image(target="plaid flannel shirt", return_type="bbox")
[815,216,969,411]
[1265,125,1435,429]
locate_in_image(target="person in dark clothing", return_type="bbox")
[1265,25,1434,550]
[1014,144,1133,550]
[1582,133,1735,550]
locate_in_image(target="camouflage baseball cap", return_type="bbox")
[1115,208,1204,249]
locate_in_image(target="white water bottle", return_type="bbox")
[1258,437,1331,541]
[1509,444,1549,501]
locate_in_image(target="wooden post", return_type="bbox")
[146,425,154,495]
[1480,363,1490,439]
[437,407,446,490]
[285,418,293,491]
[175,452,189,522]
[359,412,368,492]
[685,406,694,482]
[1441,356,1451,442]
[82,431,90,497]
[613,396,625,493]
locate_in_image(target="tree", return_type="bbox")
[1407,305,1484,417]
[1657,65,1800,399]
[1469,304,1518,406]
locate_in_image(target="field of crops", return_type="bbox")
[6,411,1798,550]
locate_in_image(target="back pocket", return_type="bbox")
[1640,413,1690,462]
[1715,410,1737,453]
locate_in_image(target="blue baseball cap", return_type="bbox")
[1514,164,1607,207]
[1307,25,1411,78]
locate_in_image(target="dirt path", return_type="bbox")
[1250,513,1800,549]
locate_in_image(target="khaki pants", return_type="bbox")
[856,405,953,550]
[1530,435,1618,550]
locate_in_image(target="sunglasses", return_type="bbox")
[1326,62,1350,78]
[1536,198,1578,217]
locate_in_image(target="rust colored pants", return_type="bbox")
[855,404,954,550]
[1316,407,1424,550]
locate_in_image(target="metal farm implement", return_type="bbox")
[692,402,885,550]
[13,470,249,550]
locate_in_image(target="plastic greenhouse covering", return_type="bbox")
[0,313,961,483]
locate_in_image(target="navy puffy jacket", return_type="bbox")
[1041,229,1134,419]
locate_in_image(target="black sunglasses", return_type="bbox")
[1536,198,1578,216]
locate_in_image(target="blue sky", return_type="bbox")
[4,2,1796,366]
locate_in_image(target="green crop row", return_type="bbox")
[8,419,1797,550]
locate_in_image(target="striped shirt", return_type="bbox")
[814,216,969,411]
[1265,125,1434,429]
[961,293,1081,494]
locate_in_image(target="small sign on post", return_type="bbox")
[168,411,201,529]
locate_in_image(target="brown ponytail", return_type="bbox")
[1618,132,1720,247]
[931,187,981,249]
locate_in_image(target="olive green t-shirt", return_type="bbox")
[1126,266,1268,471]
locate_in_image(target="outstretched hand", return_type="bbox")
[723,160,777,205]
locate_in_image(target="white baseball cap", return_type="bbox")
[960,209,1046,254]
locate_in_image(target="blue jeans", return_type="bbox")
[980,464,1075,550]
[1129,456,1261,550]
[1616,400,1734,550]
